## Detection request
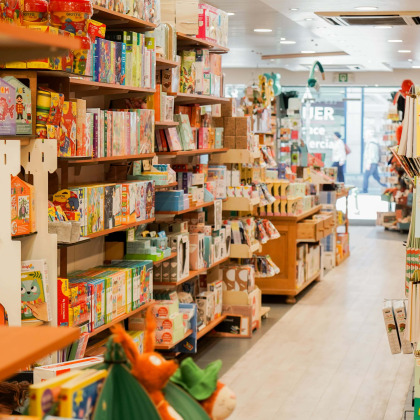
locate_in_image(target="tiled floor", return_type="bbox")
[195,226,414,420]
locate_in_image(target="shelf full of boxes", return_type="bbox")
[0,0,261,363]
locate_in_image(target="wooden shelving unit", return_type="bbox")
[92,5,157,31]
[155,182,178,190]
[176,32,229,53]
[155,329,193,350]
[153,252,177,266]
[173,92,230,105]
[0,21,82,64]
[0,327,80,381]
[89,301,155,338]
[256,206,323,303]
[156,200,216,216]
[197,315,227,339]
[83,218,156,240]
[155,256,230,287]
[156,148,228,157]
[156,57,179,70]
[58,153,155,166]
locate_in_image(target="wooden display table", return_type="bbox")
[256,205,326,304]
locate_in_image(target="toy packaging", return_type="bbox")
[0,78,16,135]
[11,175,36,237]
[87,185,105,234]
[180,50,196,94]
[59,101,77,157]
[21,259,51,323]
[3,76,32,135]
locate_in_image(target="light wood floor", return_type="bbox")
[222,227,414,420]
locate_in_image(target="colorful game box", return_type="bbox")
[87,185,104,234]
[11,175,36,237]
[114,41,126,85]
[139,109,155,154]
[59,101,77,157]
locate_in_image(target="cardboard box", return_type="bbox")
[196,291,215,325]
[221,98,236,117]
[223,117,236,136]
[189,232,205,270]
[212,116,224,128]
[235,136,248,149]
[222,265,255,292]
[235,116,250,137]
[223,136,235,149]
[393,300,412,354]
[208,279,223,318]
[213,306,252,338]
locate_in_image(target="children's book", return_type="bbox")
[139,109,155,154]
[29,370,82,417]
[0,78,16,135]
[164,127,182,151]
[21,259,51,323]
[174,114,194,150]
[59,369,108,420]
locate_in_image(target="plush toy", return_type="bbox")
[111,308,182,420]
[171,358,236,420]
[307,60,325,89]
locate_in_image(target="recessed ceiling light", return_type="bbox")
[412,66,420,69]
[301,50,316,54]
[398,50,411,53]
[280,40,296,44]
[408,59,413,62]
[388,39,403,43]
[305,18,314,21]
[254,28,272,33]
[270,59,275,62]
[354,6,378,11]
[280,37,286,41]
[290,8,299,11]
[227,12,235,16]
[374,25,392,29]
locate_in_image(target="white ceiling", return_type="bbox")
[209,0,420,72]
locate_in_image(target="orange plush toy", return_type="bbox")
[111,308,182,420]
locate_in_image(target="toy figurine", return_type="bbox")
[171,358,236,420]
[111,308,183,420]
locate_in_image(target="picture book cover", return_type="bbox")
[59,369,108,420]
[174,114,194,150]
[11,175,36,237]
[90,278,105,329]
[87,186,104,234]
[123,111,129,156]
[144,180,155,219]
[109,40,116,85]
[104,185,116,230]
[112,111,124,156]
[106,110,113,157]
[130,111,138,155]
[21,259,51,323]
[164,127,182,151]
[95,39,112,84]
[114,41,126,85]
[114,183,122,226]
[139,109,155,154]
[0,77,16,135]
[3,76,32,135]
[59,101,77,157]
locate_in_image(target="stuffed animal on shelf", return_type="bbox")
[111,308,182,420]
[171,358,236,420]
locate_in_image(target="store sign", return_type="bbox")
[333,72,355,83]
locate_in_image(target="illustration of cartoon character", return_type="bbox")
[15,94,24,120]
[146,183,154,218]
[18,196,29,220]
[21,271,44,321]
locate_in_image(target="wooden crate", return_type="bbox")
[296,219,323,241]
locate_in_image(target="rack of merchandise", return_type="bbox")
[0,0,236,365]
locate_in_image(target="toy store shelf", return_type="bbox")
[156,148,228,157]
[269,205,322,223]
[172,93,230,106]
[176,32,229,54]
[210,148,260,164]
[0,327,80,381]
[155,182,178,190]
[89,300,155,338]
[58,153,156,166]
[68,77,155,96]
[153,252,177,266]
[230,242,261,259]
[58,238,91,249]
[155,121,179,128]
[197,315,227,339]
[222,196,260,212]
[156,200,216,216]
[156,57,179,70]
[0,21,82,64]
[155,329,193,350]
[155,256,230,287]
[336,252,350,266]
[12,231,37,240]
[295,271,321,295]
[92,5,157,31]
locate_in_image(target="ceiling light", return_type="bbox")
[354,6,378,11]
[408,59,413,62]
[254,28,272,33]
[280,37,286,41]
[290,8,299,11]
[398,50,411,53]
[388,39,403,43]
[280,40,296,44]
[412,66,420,69]
[227,12,235,16]
[305,18,314,21]
[374,25,392,29]
[301,50,316,54]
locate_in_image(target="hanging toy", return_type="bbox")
[171,358,236,420]
[307,61,325,90]
[111,308,183,420]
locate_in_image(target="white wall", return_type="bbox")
[223,68,420,87]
